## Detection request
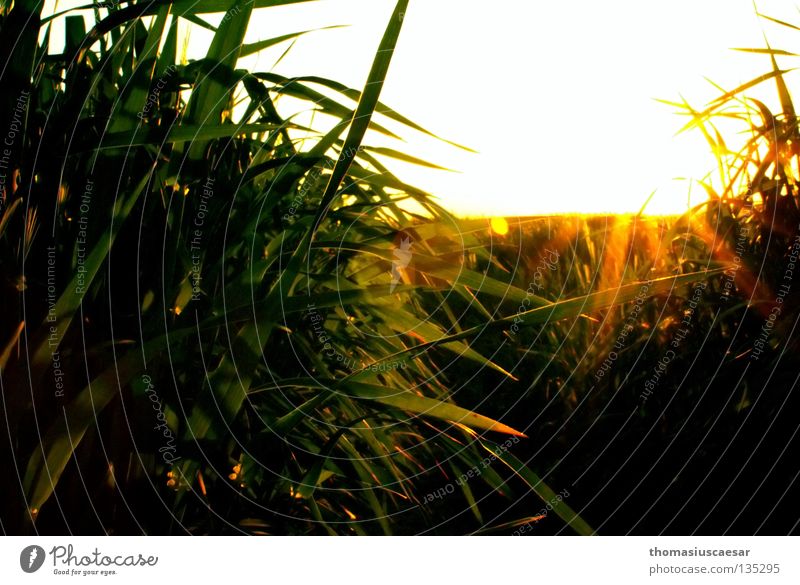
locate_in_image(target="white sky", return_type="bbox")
[45,0,800,215]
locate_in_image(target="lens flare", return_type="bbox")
[490,217,509,235]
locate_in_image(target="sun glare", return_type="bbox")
[40,0,800,216]
[490,217,509,236]
[236,0,795,218]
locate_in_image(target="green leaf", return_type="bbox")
[756,12,800,33]
[732,47,798,57]
[239,26,345,58]
[108,5,170,133]
[344,381,527,437]
[487,448,595,535]
[183,0,254,159]
[97,122,291,149]
[362,146,455,171]
[266,74,476,151]
[312,0,410,228]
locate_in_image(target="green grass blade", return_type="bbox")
[312,0,409,227]
[240,26,344,58]
[487,447,594,535]
[344,381,527,437]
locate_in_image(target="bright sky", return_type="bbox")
[45,0,800,216]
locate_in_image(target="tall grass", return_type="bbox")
[462,12,800,532]
[2,0,756,536]
[0,0,615,534]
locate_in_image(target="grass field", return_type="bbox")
[1,0,799,535]
[460,211,800,533]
